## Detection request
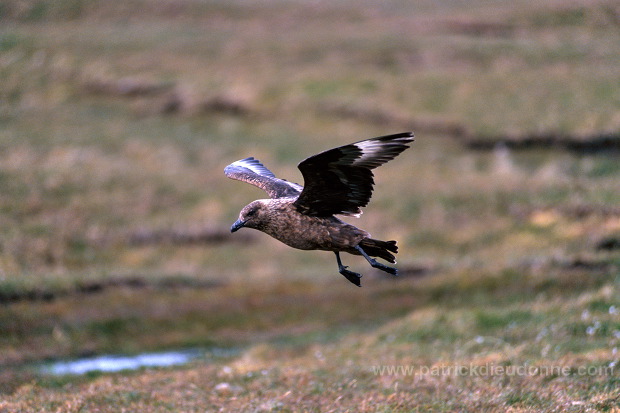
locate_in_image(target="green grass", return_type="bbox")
[0,0,619,411]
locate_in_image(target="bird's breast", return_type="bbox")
[259,204,367,251]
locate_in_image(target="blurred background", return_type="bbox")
[1,0,619,410]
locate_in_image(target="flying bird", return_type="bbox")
[225,132,414,286]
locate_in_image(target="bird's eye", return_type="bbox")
[246,208,257,217]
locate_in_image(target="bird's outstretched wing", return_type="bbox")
[224,157,303,199]
[293,132,414,217]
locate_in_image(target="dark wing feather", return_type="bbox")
[224,157,303,199]
[293,132,414,217]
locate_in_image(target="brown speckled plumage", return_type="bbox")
[225,132,414,286]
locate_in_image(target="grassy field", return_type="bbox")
[1,0,619,411]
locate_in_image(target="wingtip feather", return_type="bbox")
[225,157,276,178]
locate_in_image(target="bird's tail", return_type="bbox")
[358,238,398,263]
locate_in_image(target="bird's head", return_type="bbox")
[230,200,269,232]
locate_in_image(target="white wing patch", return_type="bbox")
[353,140,384,165]
[230,157,276,178]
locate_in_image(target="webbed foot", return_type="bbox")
[338,265,362,287]
[354,245,398,276]
[335,252,362,287]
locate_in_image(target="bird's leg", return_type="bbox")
[354,245,398,276]
[335,251,362,287]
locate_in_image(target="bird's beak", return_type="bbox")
[230,219,246,233]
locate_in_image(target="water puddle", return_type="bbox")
[39,348,237,376]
